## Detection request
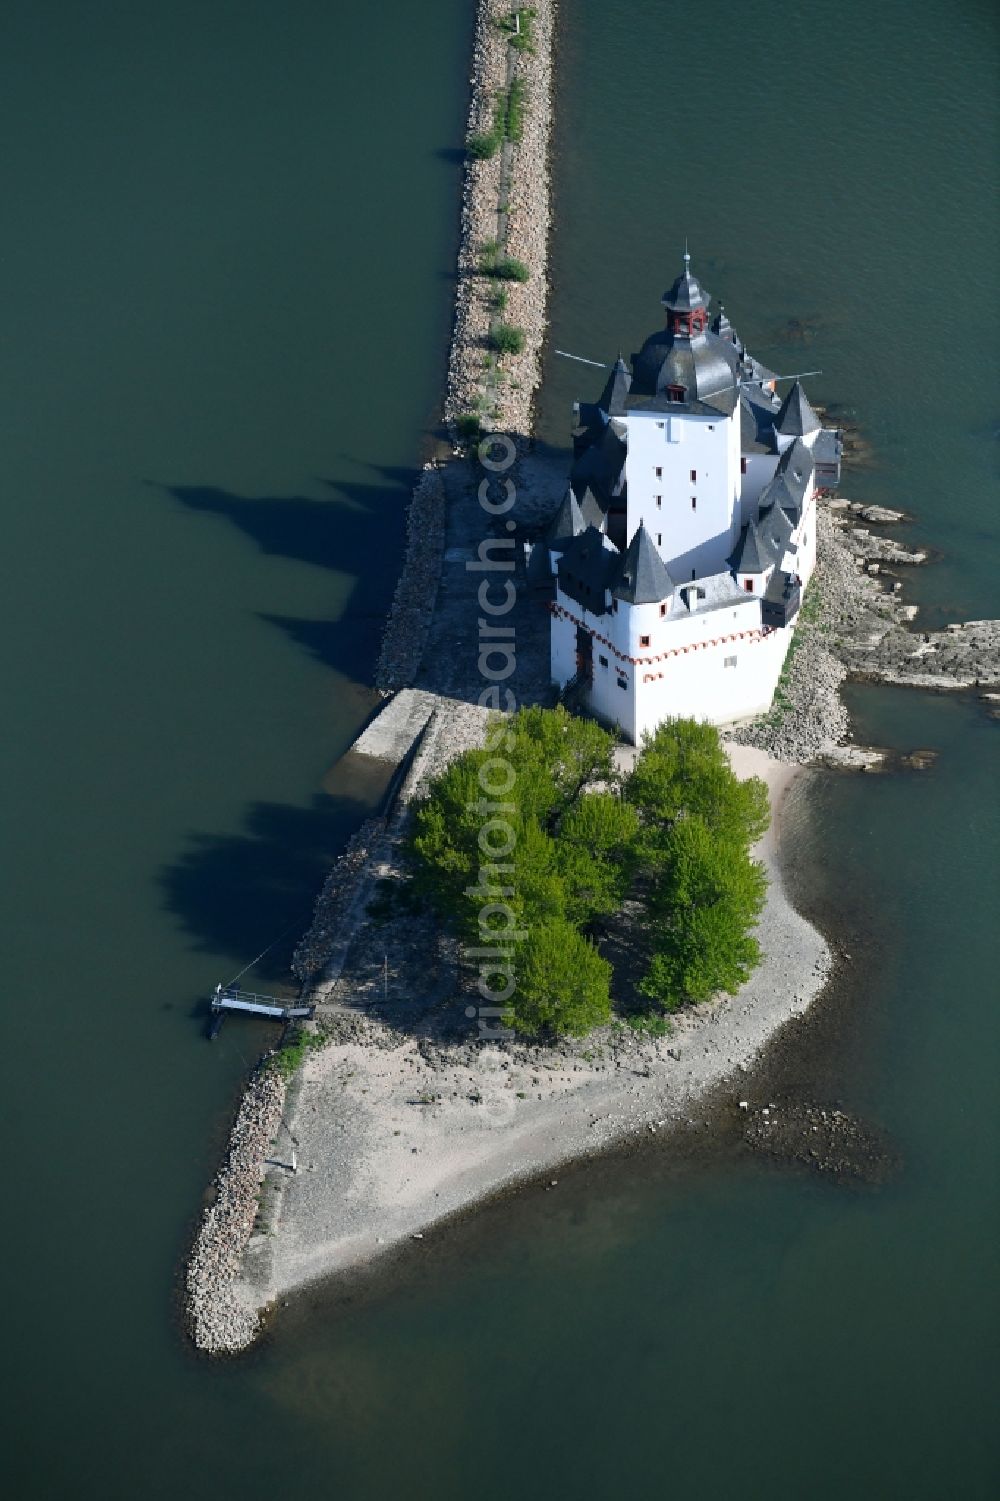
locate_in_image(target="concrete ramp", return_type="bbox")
[350,689,439,766]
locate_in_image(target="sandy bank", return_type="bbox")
[236,747,829,1314]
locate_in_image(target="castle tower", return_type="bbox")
[623,252,743,579]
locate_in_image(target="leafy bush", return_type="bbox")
[490,323,526,355]
[491,256,530,282]
[455,412,482,440]
[468,130,501,161]
[269,1026,324,1079]
[467,90,506,161]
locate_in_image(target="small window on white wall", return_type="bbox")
[724,655,737,668]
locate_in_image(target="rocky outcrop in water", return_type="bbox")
[731,501,1000,763]
[741,1099,897,1184]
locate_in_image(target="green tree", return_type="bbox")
[627,718,769,856]
[406,707,622,945]
[556,792,639,922]
[507,704,617,808]
[640,817,767,1008]
[505,917,611,1037]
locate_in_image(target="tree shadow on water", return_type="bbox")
[259,610,388,683]
[160,790,377,989]
[154,469,422,683]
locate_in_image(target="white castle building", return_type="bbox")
[544,252,841,743]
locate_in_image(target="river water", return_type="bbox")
[1,2,997,1497]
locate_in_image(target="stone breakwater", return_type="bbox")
[445,0,555,438]
[292,817,385,984]
[373,0,555,697]
[374,466,446,694]
[186,1066,286,1355]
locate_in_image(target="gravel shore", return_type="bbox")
[234,748,829,1316]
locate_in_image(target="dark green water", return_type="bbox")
[1,2,997,1497]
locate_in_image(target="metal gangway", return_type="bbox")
[208,983,314,1039]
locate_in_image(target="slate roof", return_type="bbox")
[728,519,771,574]
[813,426,843,471]
[661,253,711,313]
[578,486,607,530]
[740,394,774,454]
[597,355,632,417]
[546,490,586,547]
[556,525,617,615]
[759,437,814,514]
[763,567,799,607]
[756,500,796,560]
[610,523,673,604]
[670,569,749,618]
[572,401,609,449]
[630,327,739,404]
[570,423,626,513]
[525,539,555,589]
[775,380,821,437]
[711,303,733,339]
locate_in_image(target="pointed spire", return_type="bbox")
[578,486,606,530]
[611,522,674,604]
[728,519,770,575]
[663,246,710,314]
[546,489,586,547]
[774,379,820,437]
[597,353,632,417]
